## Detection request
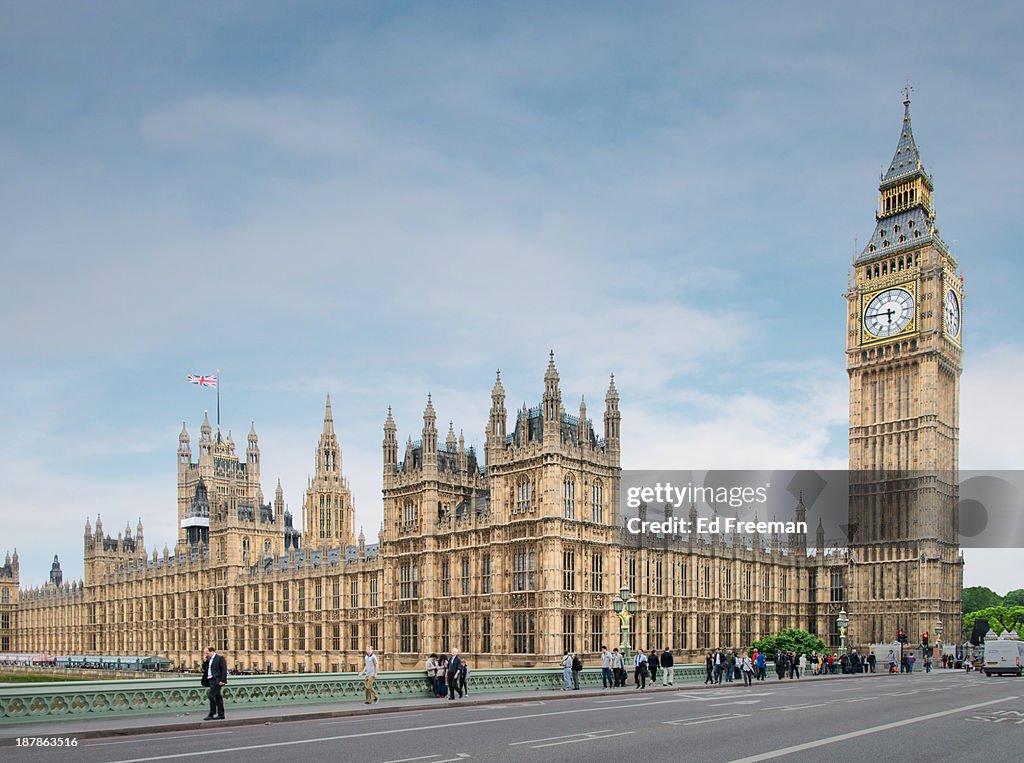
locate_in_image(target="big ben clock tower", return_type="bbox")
[846,89,964,648]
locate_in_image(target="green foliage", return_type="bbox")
[962,586,1003,614]
[750,628,827,656]
[962,606,1024,639]
[1003,589,1024,608]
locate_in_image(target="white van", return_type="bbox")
[983,639,1024,676]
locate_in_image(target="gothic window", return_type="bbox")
[441,559,451,597]
[403,501,415,526]
[516,478,533,513]
[591,481,604,524]
[481,555,492,594]
[350,579,359,608]
[563,549,575,590]
[830,569,845,602]
[441,618,450,653]
[461,556,471,596]
[369,576,379,607]
[513,612,535,653]
[400,560,419,599]
[400,616,418,653]
[512,545,536,591]
[562,613,576,654]
[563,476,575,518]
[481,615,492,653]
[590,552,603,592]
[460,615,470,652]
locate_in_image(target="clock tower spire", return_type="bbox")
[845,91,963,650]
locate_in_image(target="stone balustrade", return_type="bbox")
[0,664,705,722]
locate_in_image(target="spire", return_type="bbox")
[201,410,212,436]
[180,421,189,440]
[323,394,334,434]
[605,373,618,404]
[542,351,561,431]
[492,369,505,399]
[384,406,396,433]
[882,84,924,184]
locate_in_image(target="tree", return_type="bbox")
[962,586,1002,614]
[750,628,826,656]
[1003,589,1024,608]
[962,606,1024,640]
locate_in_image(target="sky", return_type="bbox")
[2,1,1022,591]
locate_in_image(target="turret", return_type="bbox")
[816,518,825,556]
[542,351,561,445]
[578,396,588,445]
[422,394,438,470]
[788,492,807,555]
[179,421,191,466]
[49,555,63,586]
[487,370,507,452]
[604,374,620,457]
[383,406,398,476]
[199,411,213,458]
[247,421,260,475]
[446,421,457,452]
[275,479,285,521]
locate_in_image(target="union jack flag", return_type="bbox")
[187,374,218,388]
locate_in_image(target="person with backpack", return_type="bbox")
[571,653,583,690]
[561,650,574,690]
[634,648,648,689]
[661,647,674,686]
[611,648,625,687]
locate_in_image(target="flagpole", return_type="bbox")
[216,368,221,429]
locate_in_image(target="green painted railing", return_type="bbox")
[0,664,705,723]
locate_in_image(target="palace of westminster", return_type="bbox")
[0,98,964,671]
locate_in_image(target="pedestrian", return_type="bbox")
[756,650,767,681]
[648,648,660,686]
[661,647,674,686]
[705,652,714,685]
[460,658,470,696]
[601,645,614,689]
[924,653,932,673]
[714,649,724,684]
[612,648,625,687]
[446,648,464,700]
[359,646,379,705]
[775,650,786,680]
[741,652,754,686]
[425,654,438,695]
[436,654,449,697]
[799,652,807,678]
[571,653,583,690]
[634,648,648,689]
[725,650,736,682]
[887,650,897,673]
[200,646,227,720]
[561,649,574,690]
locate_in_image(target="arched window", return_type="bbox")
[516,478,532,513]
[591,481,604,524]
[404,501,415,525]
[563,476,575,519]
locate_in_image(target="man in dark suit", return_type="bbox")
[201,646,228,720]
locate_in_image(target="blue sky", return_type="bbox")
[2,1,1023,589]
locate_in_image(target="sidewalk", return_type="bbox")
[0,669,904,745]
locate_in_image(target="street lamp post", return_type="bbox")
[612,584,638,662]
[936,620,944,665]
[837,609,849,658]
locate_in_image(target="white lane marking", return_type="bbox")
[664,713,750,726]
[710,700,762,706]
[509,729,635,749]
[773,703,827,712]
[532,732,633,748]
[841,696,876,703]
[379,755,470,763]
[595,696,651,703]
[89,732,235,747]
[97,695,699,763]
[722,695,1019,763]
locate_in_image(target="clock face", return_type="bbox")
[944,289,961,338]
[864,288,915,338]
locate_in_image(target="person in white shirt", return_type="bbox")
[600,646,613,688]
[359,647,379,704]
[561,650,573,690]
[611,648,625,687]
[633,649,648,689]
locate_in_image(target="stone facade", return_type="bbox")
[6,98,961,669]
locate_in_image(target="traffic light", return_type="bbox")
[922,632,929,647]
[897,628,907,644]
